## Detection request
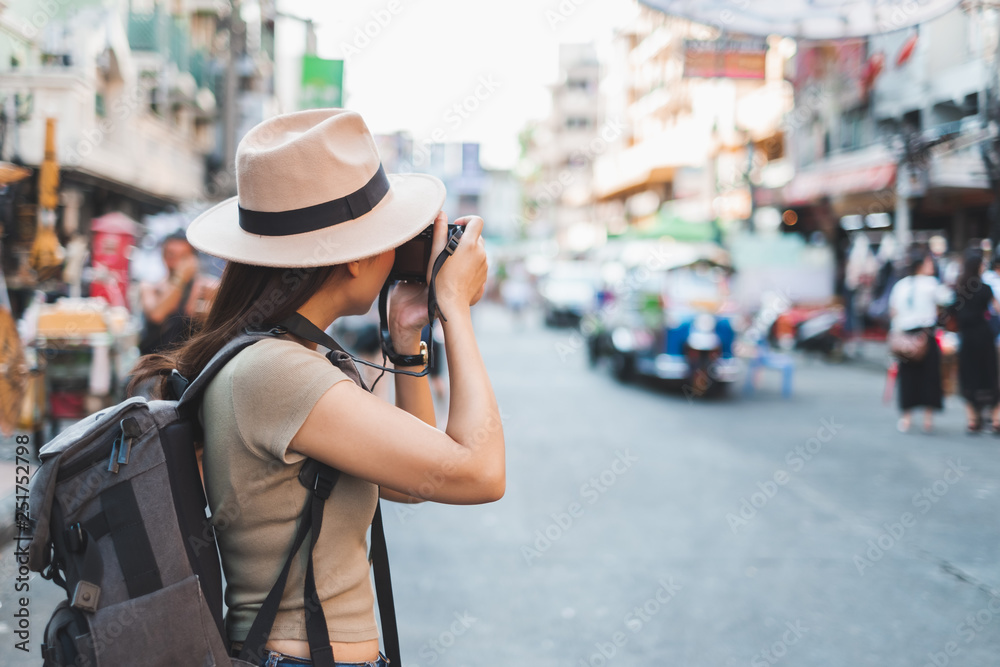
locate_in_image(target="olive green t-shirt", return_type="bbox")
[201,337,379,643]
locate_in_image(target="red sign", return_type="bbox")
[784,163,896,205]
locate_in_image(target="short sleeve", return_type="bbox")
[229,338,354,463]
[888,277,907,313]
[934,281,954,307]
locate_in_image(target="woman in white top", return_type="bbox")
[888,248,946,433]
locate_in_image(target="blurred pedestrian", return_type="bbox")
[950,249,1000,433]
[889,248,945,433]
[501,263,533,328]
[844,233,877,341]
[981,254,1000,343]
[138,230,218,355]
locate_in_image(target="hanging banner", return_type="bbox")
[684,37,767,79]
[640,1,962,40]
[300,56,344,109]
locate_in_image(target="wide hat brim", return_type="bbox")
[186,172,446,268]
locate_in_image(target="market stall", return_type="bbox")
[18,296,137,441]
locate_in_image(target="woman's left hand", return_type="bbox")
[388,280,431,348]
[386,212,449,347]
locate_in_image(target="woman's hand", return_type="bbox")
[387,212,488,344]
[432,215,488,320]
[388,280,430,349]
[387,212,446,347]
[174,253,199,284]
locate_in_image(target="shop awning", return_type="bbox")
[784,160,896,205]
[594,166,675,202]
[639,0,963,40]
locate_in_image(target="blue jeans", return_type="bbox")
[258,649,389,667]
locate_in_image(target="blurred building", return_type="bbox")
[0,0,277,294]
[375,133,520,240]
[777,5,996,253]
[520,43,604,253]
[592,4,793,240]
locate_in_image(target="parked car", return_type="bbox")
[770,303,846,359]
[588,253,740,395]
[539,262,599,327]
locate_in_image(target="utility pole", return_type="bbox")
[964,0,1000,249]
[222,0,244,193]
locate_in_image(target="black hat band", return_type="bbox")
[238,164,390,237]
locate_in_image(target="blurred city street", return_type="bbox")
[4,304,998,666]
[2,0,1000,665]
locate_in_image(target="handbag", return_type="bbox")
[888,329,929,362]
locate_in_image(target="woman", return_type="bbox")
[888,247,945,433]
[951,249,1000,432]
[130,109,505,666]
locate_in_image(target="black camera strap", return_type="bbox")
[377,224,464,369]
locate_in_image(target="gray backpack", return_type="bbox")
[26,331,400,667]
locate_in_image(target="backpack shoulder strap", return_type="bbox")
[176,331,272,413]
[370,502,400,664]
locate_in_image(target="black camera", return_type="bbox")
[388,223,462,283]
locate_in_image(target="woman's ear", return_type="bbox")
[345,260,362,278]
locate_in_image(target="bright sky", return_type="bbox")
[275,0,636,169]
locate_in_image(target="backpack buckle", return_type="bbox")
[66,523,85,553]
[169,369,190,400]
[313,472,335,500]
[71,580,101,613]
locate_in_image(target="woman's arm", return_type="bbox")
[382,328,435,503]
[291,217,505,505]
[389,322,436,426]
[141,282,184,325]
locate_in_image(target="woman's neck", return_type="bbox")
[292,289,356,351]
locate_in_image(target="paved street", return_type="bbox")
[2,304,999,665]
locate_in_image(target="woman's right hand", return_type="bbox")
[430,214,488,319]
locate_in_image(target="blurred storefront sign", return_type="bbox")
[300,55,343,109]
[784,160,896,205]
[926,153,989,190]
[684,37,767,80]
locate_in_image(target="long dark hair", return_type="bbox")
[129,261,341,399]
[956,248,984,296]
[905,246,929,277]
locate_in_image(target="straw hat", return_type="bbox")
[186,109,446,267]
